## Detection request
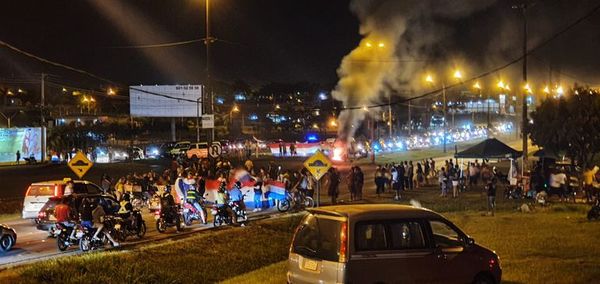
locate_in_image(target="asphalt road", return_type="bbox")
[0,207,277,269]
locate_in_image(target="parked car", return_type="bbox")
[187,142,209,159]
[36,194,120,237]
[287,204,501,284]
[169,141,191,156]
[0,224,17,252]
[22,179,103,220]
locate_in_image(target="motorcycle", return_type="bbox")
[155,205,182,233]
[229,196,247,222]
[79,216,119,252]
[211,204,233,227]
[182,200,207,226]
[588,199,600,220]
[56,222,84,251]
[115,210,147,241]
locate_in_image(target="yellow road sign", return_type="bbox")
[68,151,93,178]
[303,150,332,181]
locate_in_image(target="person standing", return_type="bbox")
[486,177,497,216]
[439,167,447,197]
[16,150,20,165]
[403,161,410,190]
[355,166,364,200]
[327,167,340,205]
[583,166,599,203]
[348,167,357,201]
[416,162,424,189]
[101,174,112,194]
[391,166,401,200]
[253,175,264,212]
[408,161,415,190]
[424,160,430,185]
[374,166,385,198]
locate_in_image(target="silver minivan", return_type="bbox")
[287,204,501,284]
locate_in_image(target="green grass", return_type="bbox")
[219,261,288,284]
[0,214,304,284]
[218,207,600,284]
[3,182,600,284]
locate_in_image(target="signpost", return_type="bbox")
[68,151,93,179]
[209,141,222,158]
[303,150,332,207]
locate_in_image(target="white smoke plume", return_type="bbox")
[333,0,496,143]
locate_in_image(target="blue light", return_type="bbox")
[234,93,246,101]
[319,92,327,100]
[373,143,381,151]
[248,114,258,121]
[216,97,225,104]
[306,134,319,142]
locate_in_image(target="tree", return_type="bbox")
[529,87,600,168]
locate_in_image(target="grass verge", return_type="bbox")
[218,209,600,284]
[0,214,304,284]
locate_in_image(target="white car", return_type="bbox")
[169,141,191,156]
[22,179,102,220]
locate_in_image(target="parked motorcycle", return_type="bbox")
[588,199,600,220]
[56,222,84,251]
[155,205,181,233]
[182,201,207,226]
[115,210,146,241]
[211,205,233,227]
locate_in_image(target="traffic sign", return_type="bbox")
[303,150,332,181]
[68,151,93,179]
[209,142,222,158]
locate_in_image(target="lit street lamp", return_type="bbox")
[424,69,463,153]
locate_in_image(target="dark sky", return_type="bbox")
[0,0,599,89]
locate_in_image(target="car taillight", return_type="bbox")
[339,222,348,263]
[38,211,47,219]
[489,257,498,269]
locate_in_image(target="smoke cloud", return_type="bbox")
[333,0,496,142]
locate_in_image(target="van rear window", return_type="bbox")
[27,185,55,196]
[292,214,342,262]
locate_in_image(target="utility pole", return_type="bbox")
[442,83,447,153]
[205,0,215,143]
[487,90,491,138]
[515,2,529,168]
[388,93,392,137]
[407,100,411,136]
[40,73,46,162]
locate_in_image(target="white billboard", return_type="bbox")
[129,85,203,117]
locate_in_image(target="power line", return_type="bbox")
[106,38,243,49]
[0,40,119,85]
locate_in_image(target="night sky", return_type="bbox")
[0,0,599,89]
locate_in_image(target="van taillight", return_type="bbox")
[54,185,59,197]
[38,211,47,219]
[339,222,348,263]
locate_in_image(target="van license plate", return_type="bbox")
[303,259,318,271]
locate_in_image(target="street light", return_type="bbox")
[424,71,461,153]
[108,88,116,96]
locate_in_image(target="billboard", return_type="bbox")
[0,128,43,163]
[129,85,203,117]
